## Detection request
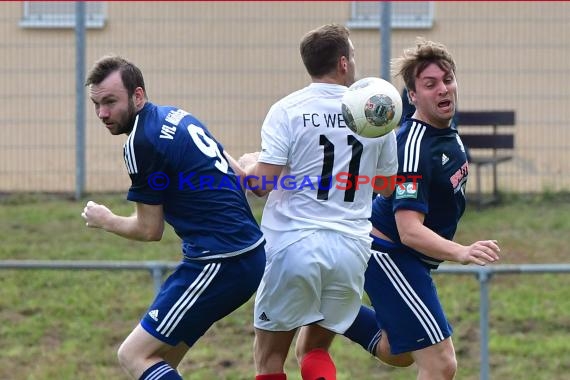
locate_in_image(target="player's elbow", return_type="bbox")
[146,232,163,242]
[396,223,418,248]
[399,230,418,248]
[140,224,164,241]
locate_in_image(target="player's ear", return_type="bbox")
[339,55,348,74]
[134,86,145,107]
[408,89,417,104]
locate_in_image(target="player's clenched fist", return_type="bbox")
[237,151,260,170]
[81,200,112,228]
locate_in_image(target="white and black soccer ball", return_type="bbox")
[341,77,403,138]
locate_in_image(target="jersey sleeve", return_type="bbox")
[393,138,431,215]
[125,131,168,205]
[375,129,398,177]
[258,103,290,166]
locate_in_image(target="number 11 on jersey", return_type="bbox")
[318,134,363,202]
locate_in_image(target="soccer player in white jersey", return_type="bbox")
[241,24,398,380]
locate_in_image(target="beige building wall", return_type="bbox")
[1,2,568,193]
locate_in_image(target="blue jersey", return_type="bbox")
[123,102,264,260]
[371,118,469,268]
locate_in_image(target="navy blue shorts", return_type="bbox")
[140,243,265,347]
[365,241,452,354]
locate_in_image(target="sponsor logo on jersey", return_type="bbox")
[450,161,469,189]
[395,182,419,199]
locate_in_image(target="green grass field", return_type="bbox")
[1,193,569,380]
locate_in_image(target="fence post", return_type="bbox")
[75,1,86,200]
[150,265,165,295]
[477,267,492,380]
[380,1,392,81]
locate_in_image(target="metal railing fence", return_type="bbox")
[1,260,568,380]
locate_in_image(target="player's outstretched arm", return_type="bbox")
[238,152,283,198]
[395,209,500,265]
[81,201,165,241]
[244,161,283,197]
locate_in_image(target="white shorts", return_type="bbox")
[253,229,370,334]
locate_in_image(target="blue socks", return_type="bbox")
[139,361,183,380]
[343,305,382,355]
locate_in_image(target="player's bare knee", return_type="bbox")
[443,353,458,378]
[422,353,456,379]
[439,345,457,374]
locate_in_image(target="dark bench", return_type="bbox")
[455,111,516,209]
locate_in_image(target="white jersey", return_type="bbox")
[258,82,398,250]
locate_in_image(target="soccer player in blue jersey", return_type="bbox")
[81,55,266,380]
[343,39,501,379]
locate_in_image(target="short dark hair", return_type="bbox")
[300,24,351,78]
[85,55,146,97]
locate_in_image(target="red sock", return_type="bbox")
[255,374,286,380]
[300,348,336,380]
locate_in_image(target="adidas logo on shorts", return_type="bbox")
[258,312,270,322]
